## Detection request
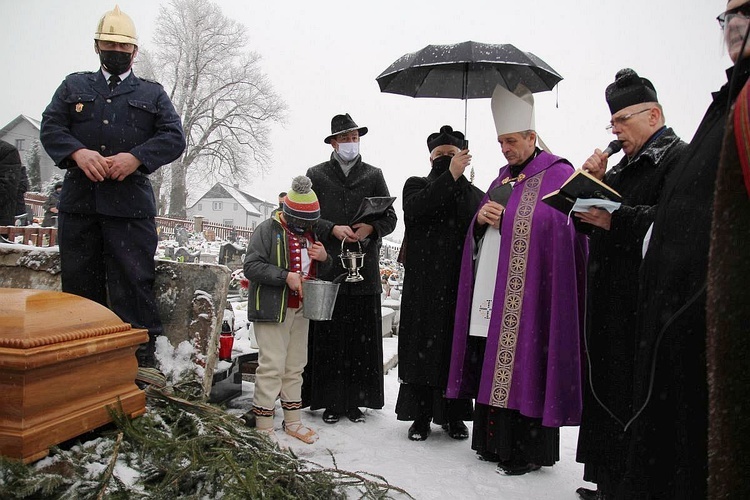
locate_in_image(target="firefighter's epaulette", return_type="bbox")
[137,76,163,86]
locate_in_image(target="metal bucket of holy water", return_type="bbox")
[302,239,365,321]
[302,278,340,321]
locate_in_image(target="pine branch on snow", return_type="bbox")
[0,379,413,499]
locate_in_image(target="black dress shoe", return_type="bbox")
[576,487,604,500]
[346,407,365,423]
[477,450,501,462]
[408,417,431,441]
[322,409,339,424]
[496,462,541,476]
[441,420,469,440]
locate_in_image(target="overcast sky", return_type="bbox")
[2,0,731,239]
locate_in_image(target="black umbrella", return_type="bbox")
[376,40,562,98]
[376,41,563,142]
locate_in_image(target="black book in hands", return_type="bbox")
[488,183,513,206]
[541,169,623,234]
[350,196,396,225]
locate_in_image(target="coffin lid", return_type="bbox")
[0,288,133,349]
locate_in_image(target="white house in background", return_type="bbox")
[0,114,57,187]
[186,183,277,229]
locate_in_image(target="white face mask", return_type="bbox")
[337,142,360,161]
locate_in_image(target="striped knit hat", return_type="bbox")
[283,176,320,221]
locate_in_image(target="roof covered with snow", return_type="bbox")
[0,114,41,136]
[187,183,276,216]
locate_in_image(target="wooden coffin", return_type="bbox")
[0,288,148,463]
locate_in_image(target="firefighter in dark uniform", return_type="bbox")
[40,5,186,368]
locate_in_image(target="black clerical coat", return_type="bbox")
[397,163,484,387]
[575,127,686,493]
[621,59,750,500]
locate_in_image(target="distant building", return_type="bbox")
[186,183,276,230]
[0,115,56,188]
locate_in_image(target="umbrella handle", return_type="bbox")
[463,63,469,137]
[464,99,468,141]
[463,64,473,183]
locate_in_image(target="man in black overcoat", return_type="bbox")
[395,126,484,441]
[302,113,397,424]
[617,2,750,498]
[573,69,687,500]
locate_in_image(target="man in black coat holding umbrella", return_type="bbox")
[573,69,687,500]
[395,126,484,441]
[618,2,750,498]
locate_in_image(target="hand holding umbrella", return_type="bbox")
[448,148,472,181]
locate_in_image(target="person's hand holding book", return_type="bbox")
[574,207,612,230]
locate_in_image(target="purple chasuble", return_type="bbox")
[446,151,588,428]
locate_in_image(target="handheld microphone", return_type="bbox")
[603,140,623,156]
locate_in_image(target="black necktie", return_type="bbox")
[108,75,121,92]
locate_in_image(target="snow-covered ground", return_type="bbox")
[153,237,593,499]
[218,301,595,500]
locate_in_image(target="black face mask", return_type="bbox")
[284,214,313,234]
[99,50,133,76]
[431,155,452,171]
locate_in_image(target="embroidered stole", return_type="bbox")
[489,174,544,407]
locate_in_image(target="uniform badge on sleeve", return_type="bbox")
[75,103,84,113]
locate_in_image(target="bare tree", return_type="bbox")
[147,0,286,217]
[134,50,168,215]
